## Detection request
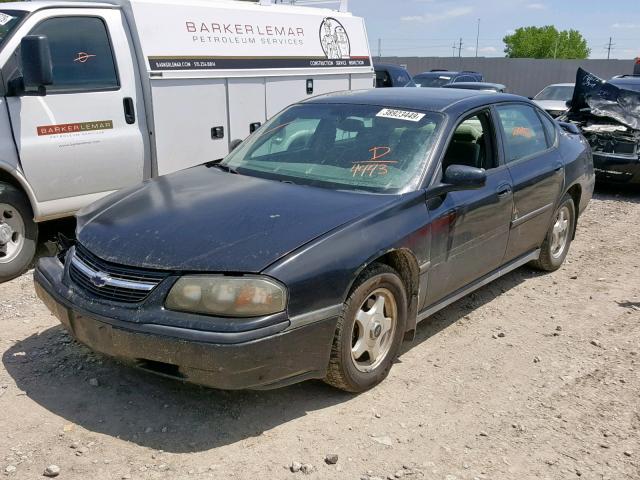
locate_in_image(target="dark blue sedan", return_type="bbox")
[34,89,595,392]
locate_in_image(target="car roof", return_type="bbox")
[415,71,459,77]
[609,76,640,86]
[374,63,407,70]
[303,88,525,113]
[443,82,506,89]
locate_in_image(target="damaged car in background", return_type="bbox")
[563,68,640,185]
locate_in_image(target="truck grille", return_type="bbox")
[69,245,169,303]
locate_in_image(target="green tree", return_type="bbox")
[503,26,590,59]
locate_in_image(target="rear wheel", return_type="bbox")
[325,264,407,392]
[0,183,38,282]
[530,194,575,272]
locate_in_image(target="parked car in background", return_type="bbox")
[532,83,575,117]
[564,69,640,185]
[374,63,412,87]
[406,70,483,88]
[0,0,374,282]
[443,82,506,93]
[35,88,594,393]
[608,74,640,92]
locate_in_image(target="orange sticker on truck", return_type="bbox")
[37,120,113,136]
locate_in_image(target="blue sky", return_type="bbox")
[348,0,640,59]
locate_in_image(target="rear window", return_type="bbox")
[411,74,452,88]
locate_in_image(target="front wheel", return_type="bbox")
[324,264,407,393]
[0,183,38,282]
[530,194,576,272]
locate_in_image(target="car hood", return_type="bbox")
[533,99,568,112]
[76,166,396,272]
[569,68,640,130]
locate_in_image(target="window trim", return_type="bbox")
[23,14,121,95]
[434,106,506,178]
[493,102,557,167]
[535,106,559,149]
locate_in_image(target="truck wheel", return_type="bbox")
[325,264,407,393]
[0,183,38,282]
[530,194,575,272]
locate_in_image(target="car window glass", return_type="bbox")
[538,112,557,147]
[250,118,321,158]
[442,111,496,172]
[29,16,119,92]
[225,103,443,193]
[496,105,548,163]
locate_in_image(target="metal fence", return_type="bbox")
[379,57,635,97]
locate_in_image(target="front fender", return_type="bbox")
[0,163,41,220]
[264,191,430,323]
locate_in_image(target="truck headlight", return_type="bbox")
[166,276,287,317]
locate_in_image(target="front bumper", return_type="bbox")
[34,256,338,390]
[593,152,640,185]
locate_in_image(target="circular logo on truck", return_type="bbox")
[319,17,351,60]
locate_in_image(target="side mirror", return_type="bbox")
[21,35,53,92]
[426,164,487,198]
[229,139,243,152]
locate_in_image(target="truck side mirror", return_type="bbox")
[21,35,53,93]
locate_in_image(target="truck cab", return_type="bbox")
[0,0,374,281]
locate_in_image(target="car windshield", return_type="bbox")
[534,85,574,101]
[222,103,442,193]
[0,10,26,46]
[409,74,452,88]
[609,79,640,92]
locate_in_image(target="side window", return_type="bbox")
[29,16,119,92]
[442,110,496,172]
[375,69,392,88]
[496,104,549,163]
[538,111,558,147]
[250,119,320,158]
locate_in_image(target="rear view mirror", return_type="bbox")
[21,35,53,93]
[426,164,486,198]
[443,164,487,189]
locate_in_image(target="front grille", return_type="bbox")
[69,244,169,303]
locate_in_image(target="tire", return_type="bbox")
[0,183,38,282]
[530,194,576,272]
[325,263,407,393]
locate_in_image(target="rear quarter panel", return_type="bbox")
[559,128,595,214]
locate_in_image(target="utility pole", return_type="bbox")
[377,38,382,60]
[606,37,614,60]
[475,19,480,57]
[452,41,457,57]
[457,37,463,58]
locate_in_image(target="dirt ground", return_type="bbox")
[1,187,639,480]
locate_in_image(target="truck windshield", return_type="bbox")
[222,103,442,193]
[0,10,27,46]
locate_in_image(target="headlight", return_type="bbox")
[165,276,287,317]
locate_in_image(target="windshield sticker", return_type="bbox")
[376,108,425,122]
[351,146,396,177]
[74,52,97,64]
[0,13,14,26]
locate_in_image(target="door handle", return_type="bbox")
[496,185,512,198]
[123,97,135,125]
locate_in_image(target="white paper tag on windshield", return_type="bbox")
[0,13,14,26]
[376,108,426,122]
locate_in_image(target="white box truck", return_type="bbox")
[0,0,374,280]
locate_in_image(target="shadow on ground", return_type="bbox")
[594,183,640,203]
[2,264,536,453]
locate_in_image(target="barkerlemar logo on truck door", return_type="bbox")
[320,17,350,60]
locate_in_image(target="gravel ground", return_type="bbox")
[1,188,639,480]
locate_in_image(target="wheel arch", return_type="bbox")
[347,248,420,342]
[0,166,40,221]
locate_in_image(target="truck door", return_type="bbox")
[6,9,147,207]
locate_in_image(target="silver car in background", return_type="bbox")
[532,83,575,117]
